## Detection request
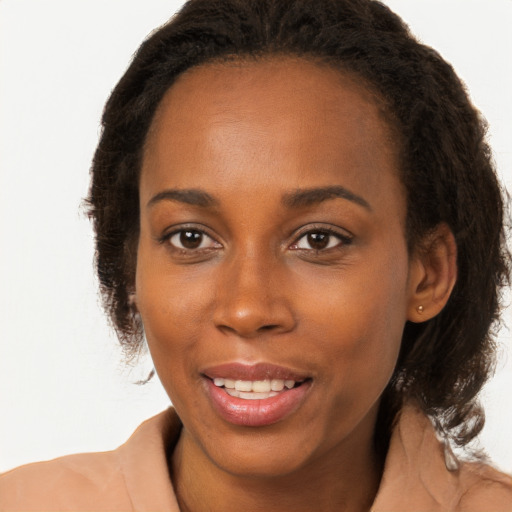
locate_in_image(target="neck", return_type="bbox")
[170,417,382,512]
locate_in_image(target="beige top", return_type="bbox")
[1,403,511,512]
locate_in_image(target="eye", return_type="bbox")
[291,229,351,251]
[167,229,220,251]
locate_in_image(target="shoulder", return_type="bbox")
[0,408,182,512]
[0,450,132,512]
[373,402,512,511]
[457,460,512,512]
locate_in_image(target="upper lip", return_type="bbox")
[202,362,310,382]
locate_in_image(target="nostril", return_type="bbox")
[258,324,279,332]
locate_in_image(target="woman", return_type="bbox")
[1,0,511,510]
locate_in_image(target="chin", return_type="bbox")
[201,429,322,479]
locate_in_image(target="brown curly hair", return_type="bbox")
[86,0,510,452]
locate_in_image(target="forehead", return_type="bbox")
[141,57,403,213]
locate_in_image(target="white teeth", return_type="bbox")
[235,380,253,392]
[224,379,236,389]
[225,389,280,399]
[270,379,285,391]
[252,380,271,393]
[239,391,269,400]
[213,378,301,395]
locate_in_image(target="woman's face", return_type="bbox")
[136,58,420,477]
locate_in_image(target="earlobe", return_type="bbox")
[129,291,139,313]
[407,223,457,323]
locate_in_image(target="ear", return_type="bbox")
[128,291,139,313]
[407,223,457,323]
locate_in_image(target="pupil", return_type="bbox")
[308,232,329,250]
[180,230,202,249]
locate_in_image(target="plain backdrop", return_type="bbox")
[1,0,511,473]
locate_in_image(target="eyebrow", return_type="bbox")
[282,186,372,211]
[147,185,371,211]
[147,189,219,209]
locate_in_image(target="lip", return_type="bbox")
[202,362,310,382]
[202,362,312,427]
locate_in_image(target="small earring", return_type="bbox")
[416,305,424,314]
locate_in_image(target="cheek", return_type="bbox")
[296,250,409,380]
[135,247,214,361]
[135,262,212,411]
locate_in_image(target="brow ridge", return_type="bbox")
[147,189,219,208]
[282,186,371,210]
[147,185,370,211]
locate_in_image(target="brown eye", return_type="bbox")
[168,229,219,251]
[292,229,351,251]
[307,232,330,250]
[181,230,203,249]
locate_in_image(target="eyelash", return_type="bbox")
[290,226,353,252]
[159,226,352,254]
[160,226,221,252]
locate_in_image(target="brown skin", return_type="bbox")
[135,58,457,512]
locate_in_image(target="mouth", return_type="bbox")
[201,363,312,427]
[211,377,304,400]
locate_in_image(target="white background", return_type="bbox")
[1,0,511,473]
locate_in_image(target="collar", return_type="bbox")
[116,403,512,511]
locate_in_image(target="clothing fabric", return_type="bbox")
[1,403,511,511]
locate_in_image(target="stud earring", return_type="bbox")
[416,305,424,314]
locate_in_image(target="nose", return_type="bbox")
[213,252,296,338]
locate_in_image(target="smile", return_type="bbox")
[202,363,312,426]
[212,378,300,399]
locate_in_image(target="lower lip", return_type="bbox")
[205,379,312,427]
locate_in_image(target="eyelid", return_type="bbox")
[289,224,353,250]
[170,231,218,250]
[159,224,222,249]
[157,223,351,253]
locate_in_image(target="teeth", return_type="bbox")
[225,389,280,399]
[285,380,295,389]
[224,379,236,389]
[212,378,300,393]
[252,380,271,393]
[235,380,253,392]
[271,379,285,391]
[239,391,269,400]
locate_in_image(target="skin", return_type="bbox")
[135,58,456,512]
